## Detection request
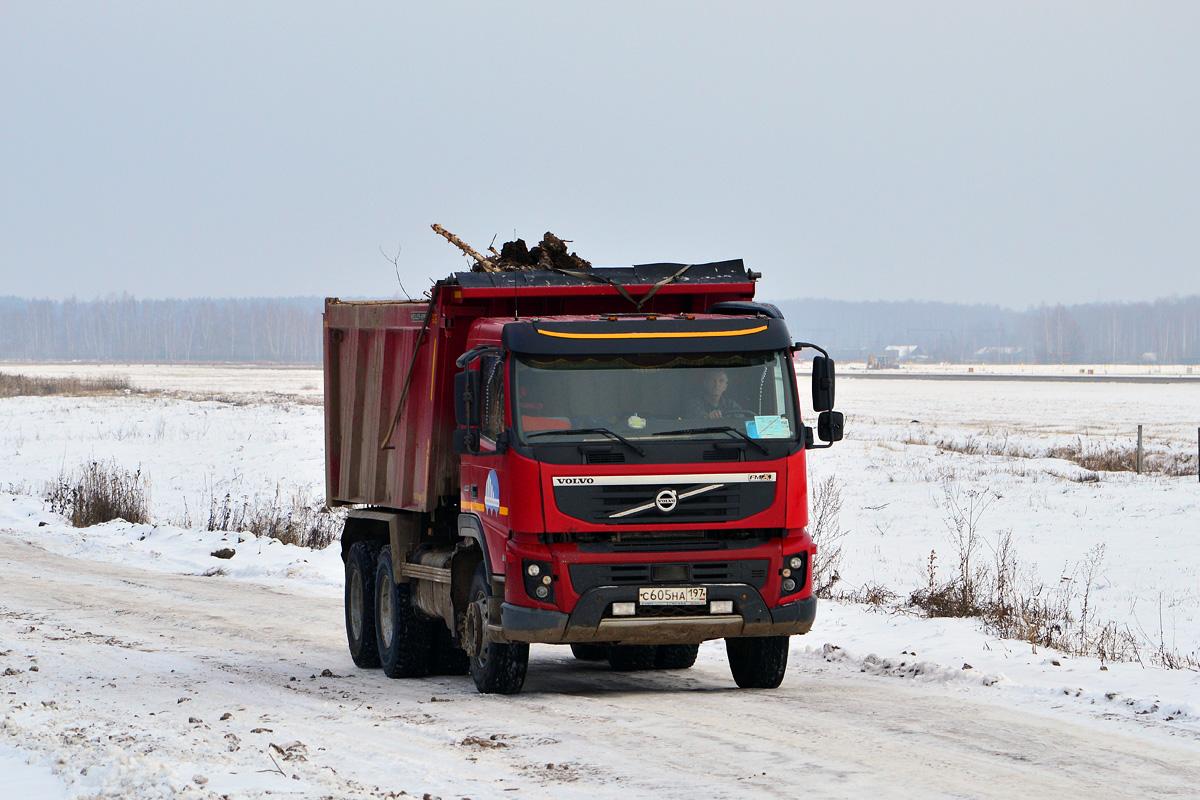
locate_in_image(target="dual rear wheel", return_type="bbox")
[343,541,469,680]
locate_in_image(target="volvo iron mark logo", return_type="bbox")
[654,489,678,513]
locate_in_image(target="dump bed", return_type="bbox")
[323,261,758,512]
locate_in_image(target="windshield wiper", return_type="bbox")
[651,426,770,456]
[526,427,646,457]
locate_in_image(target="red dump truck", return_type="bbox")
[324,261,842,693]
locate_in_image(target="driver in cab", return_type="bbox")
[685,369,742,420]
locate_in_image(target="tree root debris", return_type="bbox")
[432,224,591,273]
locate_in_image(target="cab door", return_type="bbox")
[458,352,511,575]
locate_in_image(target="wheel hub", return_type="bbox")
[463,599,486,659]
[377,580,394,650]
[349,571,363,640]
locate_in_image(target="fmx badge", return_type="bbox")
[484,470,500,516]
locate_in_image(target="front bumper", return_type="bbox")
[500,584,816,645]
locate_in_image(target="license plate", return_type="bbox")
[638,586,707,605]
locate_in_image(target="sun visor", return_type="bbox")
[501,318,792,355]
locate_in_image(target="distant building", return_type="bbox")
[884,345,924,362]
[973,346,1025,364]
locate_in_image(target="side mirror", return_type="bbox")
[454,369,482,454]
[454,370,481,427]
[817,411,844,443]
[811,356,835,412]
[453,428,476,455]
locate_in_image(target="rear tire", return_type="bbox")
[654,643,700,670]
[608,644,658,671]
[345,541,382,668]
[570,643,609,661]
[375,547,432,679]
[726,636,789,688]
[467,565,528,694]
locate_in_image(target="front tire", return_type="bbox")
[375,547,432,679]
[608,644,658,671]
[655,643,699,670]
[726,636,789,688]
[466,565,528,694]
[570,643,609,661]
[345,541,382,668]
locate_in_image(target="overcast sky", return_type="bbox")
[2,2,1197,309]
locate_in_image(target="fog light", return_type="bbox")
[535,585,550,599]
[782,578,797,593]
[527,563,541,577]
[710,600,733,614]
[789,556,803,570]
[612,602,636,616]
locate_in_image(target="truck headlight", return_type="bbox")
[522,559,554,603]
[780,552,808,597]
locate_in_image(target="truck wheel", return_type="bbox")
[428,622,470,676]
[654,643,700,670]
[608,645,658,671]
[375,547,432,679]
[345,541,382,668]
[466,565,528,694]
[570,643,609,661]
[725,635,789,688]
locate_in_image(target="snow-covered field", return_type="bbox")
[2,362,1199,798]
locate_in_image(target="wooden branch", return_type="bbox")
[430,224,497,272]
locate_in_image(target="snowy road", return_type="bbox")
[3,537,1198,799]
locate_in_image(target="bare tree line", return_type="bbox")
[775,295,1200,364]
[0,295,321,362]
[3,293,1198,365]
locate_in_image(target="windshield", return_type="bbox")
[512,351,798,445]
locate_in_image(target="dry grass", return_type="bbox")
[904,482,1179,668]
[158,390,322,407]
[0,372,134,397]
[905,432,1197,478]
[45,460,151,527]
[204,487,340,549]
[836,582,899,607]
[809,475,847,598]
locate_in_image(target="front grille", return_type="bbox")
[570,559,769,593]
[542,528,774,552]
[596,484,738,519]
[554,480,775,525]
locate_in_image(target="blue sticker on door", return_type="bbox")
[484,469,500,515]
